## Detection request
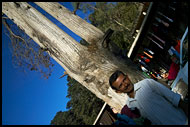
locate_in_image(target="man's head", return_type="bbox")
[109,70,134,93]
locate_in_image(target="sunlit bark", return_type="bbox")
[35,2,104,45]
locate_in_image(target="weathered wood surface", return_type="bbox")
[2,2,146,112]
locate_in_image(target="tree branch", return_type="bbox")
[2,19,27,45]
[3,18,53,79]
[72,2,80,15]
[113,19,130,31]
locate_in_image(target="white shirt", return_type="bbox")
[126,79,187,125]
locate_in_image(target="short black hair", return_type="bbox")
[109,70,125,90]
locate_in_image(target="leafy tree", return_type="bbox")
[51,110,85,125]
[51,75,104,125]
[87,2,142,51]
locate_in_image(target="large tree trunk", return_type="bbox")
[34,2,104,45]
[2,2,145,111]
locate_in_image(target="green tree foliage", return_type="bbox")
[72,2,96,14]
[87,2,142,51]
[50,110,85,125]
[51,75,104,125]
[72,2,142,51]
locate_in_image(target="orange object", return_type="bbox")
[143,51,153,59]
[151,73,157,78]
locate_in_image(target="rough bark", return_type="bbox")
[34,2,104,45]
[2,2,146,112]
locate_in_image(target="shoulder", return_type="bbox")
[138,79,163,91]
[135,78,154,89]
[137,78,152,85]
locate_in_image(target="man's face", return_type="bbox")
[112,74,134,93]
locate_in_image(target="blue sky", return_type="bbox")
[2,2,92,125]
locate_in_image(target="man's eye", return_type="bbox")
[123,77,126,82]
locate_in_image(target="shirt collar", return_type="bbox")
[128,82,142,102]
[134,82,141,92]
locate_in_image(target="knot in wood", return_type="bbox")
[81,65,85,70]
[101,59,105,64]
[84,74,95,83]
[96,85,107,95]
[97,79,104,85]
[87,43,98,53]
[14,2,20,8]
[27,6,31,10]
